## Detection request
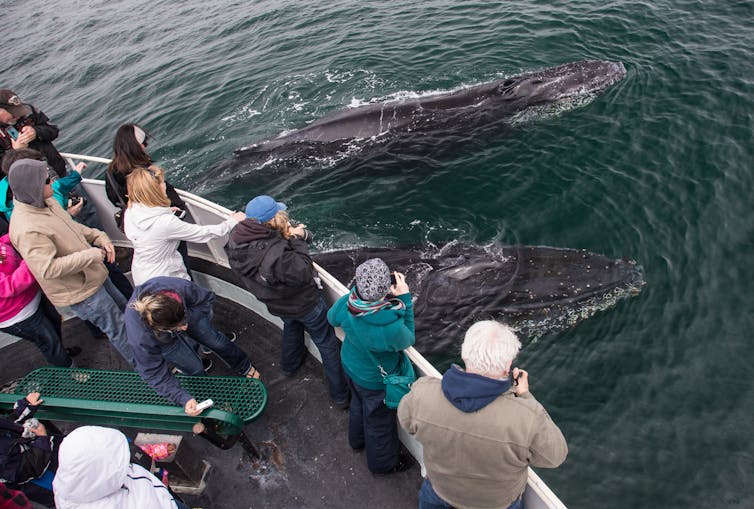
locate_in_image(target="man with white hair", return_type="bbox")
[398,320,567,509]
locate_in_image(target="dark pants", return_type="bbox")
[1,296,71,367]
[418,478,524,509]
[161,311,252,376]
[346,375,399,474]
[280,296,348,404]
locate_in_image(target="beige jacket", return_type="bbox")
[398,376,568,509]
[9,199,110,307]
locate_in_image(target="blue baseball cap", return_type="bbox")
[245,195,287,223]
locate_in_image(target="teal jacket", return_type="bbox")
[0,173,81,220]
[328,292,415,390]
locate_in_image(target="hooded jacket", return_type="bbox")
[124,277,217,406]
[0,106,67,178]
[124,202,238,286]
[225,219,320,317]
[53,426,178,509]
[7,161,109,307]
[398,367,568,509]
[327,292,415,390]
[0,234,41,323]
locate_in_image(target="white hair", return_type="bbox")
[461,320,521,375]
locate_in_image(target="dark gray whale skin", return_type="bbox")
[237,59,626,157]
[312,242,644,358]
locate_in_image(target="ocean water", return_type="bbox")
[3,1,753,507]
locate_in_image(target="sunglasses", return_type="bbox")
[44,177,50,184]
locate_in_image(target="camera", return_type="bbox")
[69,195,86,207]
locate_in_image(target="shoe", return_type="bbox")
[65,346,82,357]
[333,391,351,410]
[374,452,415,475]
[173,358,213,375]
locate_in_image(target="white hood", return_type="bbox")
[53,426,177,509]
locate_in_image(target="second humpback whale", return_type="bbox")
[235,59,627,162]
[312,242,644,359]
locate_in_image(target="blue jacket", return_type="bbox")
[125,276,216,406]
[441,364,512,412]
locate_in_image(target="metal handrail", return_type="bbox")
[60,152,567,509]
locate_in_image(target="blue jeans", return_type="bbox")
[1,296,71,367]
[419,478,524,509]
[347,375,399,474]
[161,312,252,376]
[69,278,135,366]
[281,296,348,403]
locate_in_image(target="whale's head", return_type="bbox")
[493,60,627,121]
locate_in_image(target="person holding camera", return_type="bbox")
[7,159,135,367]
[397,320,568,509]
[0,392,62,507]
[0,89,68,179]
[0,148,86,220]
[124,167,243,286]
[327,258,416,475]
[225,195,349,409]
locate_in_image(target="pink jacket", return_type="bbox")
[0,234,41,323]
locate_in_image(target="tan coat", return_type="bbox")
[398,376,568,509]
[9,199,110,307]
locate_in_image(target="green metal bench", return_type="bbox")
[0,367,267,448]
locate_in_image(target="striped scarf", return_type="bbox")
[347,287,405,316]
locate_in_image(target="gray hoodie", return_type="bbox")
[7,159,48,208]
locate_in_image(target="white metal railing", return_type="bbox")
[63,153,567,509]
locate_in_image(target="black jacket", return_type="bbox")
[226,219,320,317]
[0,106,67,178]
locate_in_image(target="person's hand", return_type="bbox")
[73,162,87,174]
[391,271,409,295]
[10,136,28,149]
[102,243,116,263]
[68,198,84,217]
[25,392,43,406]
[15,125,36,146]
[184,398,202,416]
[230,211,246,222]
[290,223,307,238]
[512,367,529,396]
[29,421,47,436]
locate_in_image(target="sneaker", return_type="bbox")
[173,358,213,375]
[333,392,351,411]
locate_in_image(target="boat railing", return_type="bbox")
[63,153,567,509]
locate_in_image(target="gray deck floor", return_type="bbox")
[1,296,421,509]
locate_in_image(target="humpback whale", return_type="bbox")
[312,242,644,359]
[235,59,626,162]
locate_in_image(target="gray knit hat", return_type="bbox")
[355,258,391,302]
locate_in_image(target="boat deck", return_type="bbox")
[0,295,421,509]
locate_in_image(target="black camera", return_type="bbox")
[69,195,85,207]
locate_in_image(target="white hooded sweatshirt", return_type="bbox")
[53,426,179,509]
[124,202,238,286]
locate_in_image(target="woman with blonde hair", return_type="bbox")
[225,195,348,409]
[124,167,245,286]
[125,276,260,415]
